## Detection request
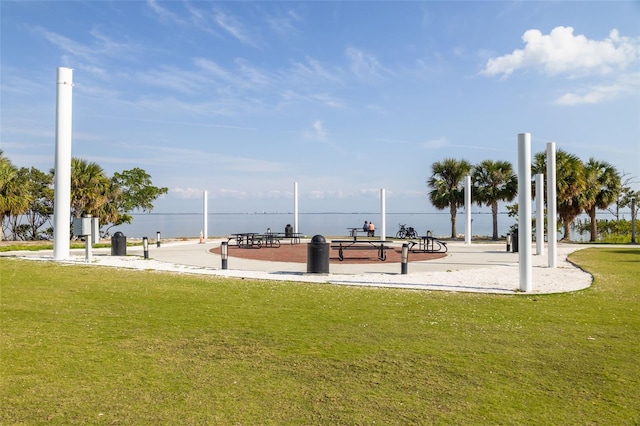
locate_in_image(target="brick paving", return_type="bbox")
[210,243,446,264]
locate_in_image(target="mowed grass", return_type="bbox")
[1,247,638,424]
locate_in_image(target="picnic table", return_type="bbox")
[410,235,448,253]
[228,231,303,248]
[228,233,264,248]
[331,239,390,261]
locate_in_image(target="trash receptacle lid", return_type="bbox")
[113,231,124,237]
[311,234,326,243]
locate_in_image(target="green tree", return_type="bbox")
[582,158,621,242]
[533,149,586,241]
[427,158,472,238]
[99,168,168,236]
[21,167,54,240]
[472,160,518,240]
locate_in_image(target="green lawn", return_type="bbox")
[1,247,638,424]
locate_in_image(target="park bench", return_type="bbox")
[331,239,390,261]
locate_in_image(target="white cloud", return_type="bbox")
[422,137,449,149]
[555,72,640,105]
[482,27,640,78]
[304,120,327,141]
[171,187,205,199]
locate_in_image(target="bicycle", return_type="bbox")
[396,224,417,239]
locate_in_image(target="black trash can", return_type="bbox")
[307,235,329,274]
[111,231,127,256]
[511,227,519,253]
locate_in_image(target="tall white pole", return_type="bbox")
[203,190,208,241]
[546,142,557,268]
[53,67,73,260]
[535,173,544,255]
[518,133,532,292]
[465,175,472,244]
[380,188,386,241]
[293,182,299,234]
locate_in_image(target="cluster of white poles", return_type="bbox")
[53,68,557,292]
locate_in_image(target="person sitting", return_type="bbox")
[363,221,368,232]
[368,221,375,237]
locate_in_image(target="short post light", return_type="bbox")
[401,243,409,275]
[221,241,228,270]
[506,233,512,252]
[631,197,636,244]
[156,231,161,247]
[143,236,149,259]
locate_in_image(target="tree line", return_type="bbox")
[2,150,637,242]
[0,151,167,241]
[427,151,638,242]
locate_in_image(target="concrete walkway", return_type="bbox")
[4,238,594,295]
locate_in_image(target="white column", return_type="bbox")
[518,133,532,292]
[293,182,299,234]
[53,67,73,260]
[535,173,544,255]
[380,188,386,241]
[203,190,208,241]
[465,175,472,244]
[546,142,557,268]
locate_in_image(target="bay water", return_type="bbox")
[114,212,516,239]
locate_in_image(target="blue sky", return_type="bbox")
[2,1,639,214]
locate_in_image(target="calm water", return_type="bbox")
[114,212,516,239]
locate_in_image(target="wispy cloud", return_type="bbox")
[555,72,640,105]
[133,66,206,94]
[345,47,391,81]
[422,137,449,149]
[34,26,137,65]
[266,8,302,36]
[146,0,186,25]
[213,10,257,47]
[289,57,343,85]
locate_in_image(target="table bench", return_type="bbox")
[347,228,374,241]
[409,236,448,253]
[275,232,303,245]
[331,239,390,261]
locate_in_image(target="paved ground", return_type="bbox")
[3,238,595,295]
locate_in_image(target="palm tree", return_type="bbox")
[427,158,472,238]
[472,160,518,240]
[582,158,621,242]
[70,158,112,218]
[0,152,33,240]
[0,151,18,240]
[532,149,586,241]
